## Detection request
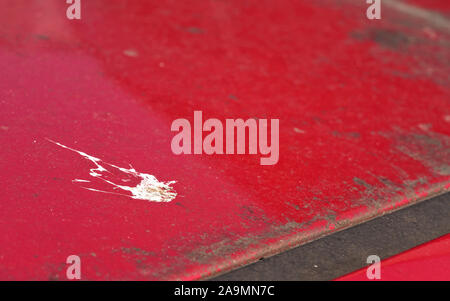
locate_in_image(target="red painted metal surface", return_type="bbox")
[404,0,450,14]
[0,0,449,280]
[336,234,450,281]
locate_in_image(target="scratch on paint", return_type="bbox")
[47,139,177,202]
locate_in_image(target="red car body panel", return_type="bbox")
[0,0,449,280]
[337,234,450,281]
[404,0,450,13]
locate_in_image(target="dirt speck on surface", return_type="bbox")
[186,27,204,34]
[123,49,139,57]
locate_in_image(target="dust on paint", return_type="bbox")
[47,139,177,202]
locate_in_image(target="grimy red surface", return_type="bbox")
[0,0,449,280]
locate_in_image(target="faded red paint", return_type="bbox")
[0,0,449,280]
[404,0,450,13]
[336,234,450,281]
